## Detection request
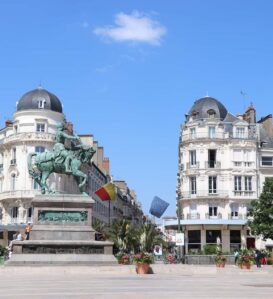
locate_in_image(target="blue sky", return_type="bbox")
[1,0,273,217]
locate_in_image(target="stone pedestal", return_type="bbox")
[6,194,117,265]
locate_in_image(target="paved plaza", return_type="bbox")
[0,264,272,298]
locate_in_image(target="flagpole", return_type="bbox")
[108,199,111,227]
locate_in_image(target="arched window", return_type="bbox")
[207,109,216,119]
[11,173,16,191]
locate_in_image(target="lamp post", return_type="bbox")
[176,195,183,263]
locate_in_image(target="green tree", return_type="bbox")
[248,178,273,240]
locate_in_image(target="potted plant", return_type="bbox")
[116,252,131,265]
[133,252,153,274]
[214,254,227,267]
[237,249,254,269]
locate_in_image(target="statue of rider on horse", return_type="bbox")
[28,122,96,195]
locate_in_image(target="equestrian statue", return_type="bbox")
[28,122,96,195]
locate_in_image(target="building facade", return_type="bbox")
[166,96,273,253]
[0,87,143,246]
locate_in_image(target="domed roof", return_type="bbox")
[17,87,63,113]
[187,96,227,121]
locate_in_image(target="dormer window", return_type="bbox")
[191,111,199,120]
[38,99,46,109]
[207,109,216,119]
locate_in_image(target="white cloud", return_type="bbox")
[94,11,166,46]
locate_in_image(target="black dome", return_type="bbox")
[17,87,63,113]
[187,96,227,121]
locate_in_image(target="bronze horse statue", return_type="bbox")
[28,142,96,195]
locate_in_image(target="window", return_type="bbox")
[35,146,45,153]
[233,149,242,161]
[230,230,241,251]
[236,127,245,138]
[188,230,201,252]
[38,99,46,109]
[14,125,18,134]
[208,149,216,168]
[207,109,216,119]
[245,176,252,191]
[11,147,16,165]
[189,150,196,167]
[208,126,215,138]
[206,230,221,244]
[11,207,18,218]
[36,123,45,132]
[261,156,273,166]
[189,128,196,139]
[27,208,33,220]
[234,176,242,191]
[11,174,16,191]
[230,203,239,217]
[209,204,218,217]
[208,176,217,194]
[190,177,197,195]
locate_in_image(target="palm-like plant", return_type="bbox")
[138,223,163,253]
[107,219,138,253]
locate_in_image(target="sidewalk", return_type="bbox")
[0,264,272,298]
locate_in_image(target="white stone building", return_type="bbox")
[165,96,273,253]
[0,87,144,246]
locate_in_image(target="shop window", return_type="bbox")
[206,230,221,244]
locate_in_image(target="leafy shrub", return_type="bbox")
[0,245,8,257]
[203,244,218,255]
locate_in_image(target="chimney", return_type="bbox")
[5,119,13,127]
[102,158,110,175]
[243,103,256,123]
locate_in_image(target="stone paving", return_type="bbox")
[0,264,272,298]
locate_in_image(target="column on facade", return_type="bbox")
[201,226,206,250]
[222,227,230,252]
[241,227,247,249]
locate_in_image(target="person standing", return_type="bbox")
[234,249,240,265]
[25,223,32,240]
[255,249,261,268]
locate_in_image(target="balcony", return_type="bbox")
[181,132,257,142]
[181,190,229,199]
[206,161,221,169]
[185,213,200,220]
[205,213,222,219]
[228,213,247,220]
[233,191,256,197]
[0,190,38,201]
[1,132,55,145]
[186,162,200,169]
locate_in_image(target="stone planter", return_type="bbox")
[136,263,150,274]
[239,263,251,269]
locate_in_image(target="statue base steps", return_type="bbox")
[7,194,117,266]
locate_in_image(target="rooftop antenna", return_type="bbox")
[205,91,209,97]
[38,80,43,89]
